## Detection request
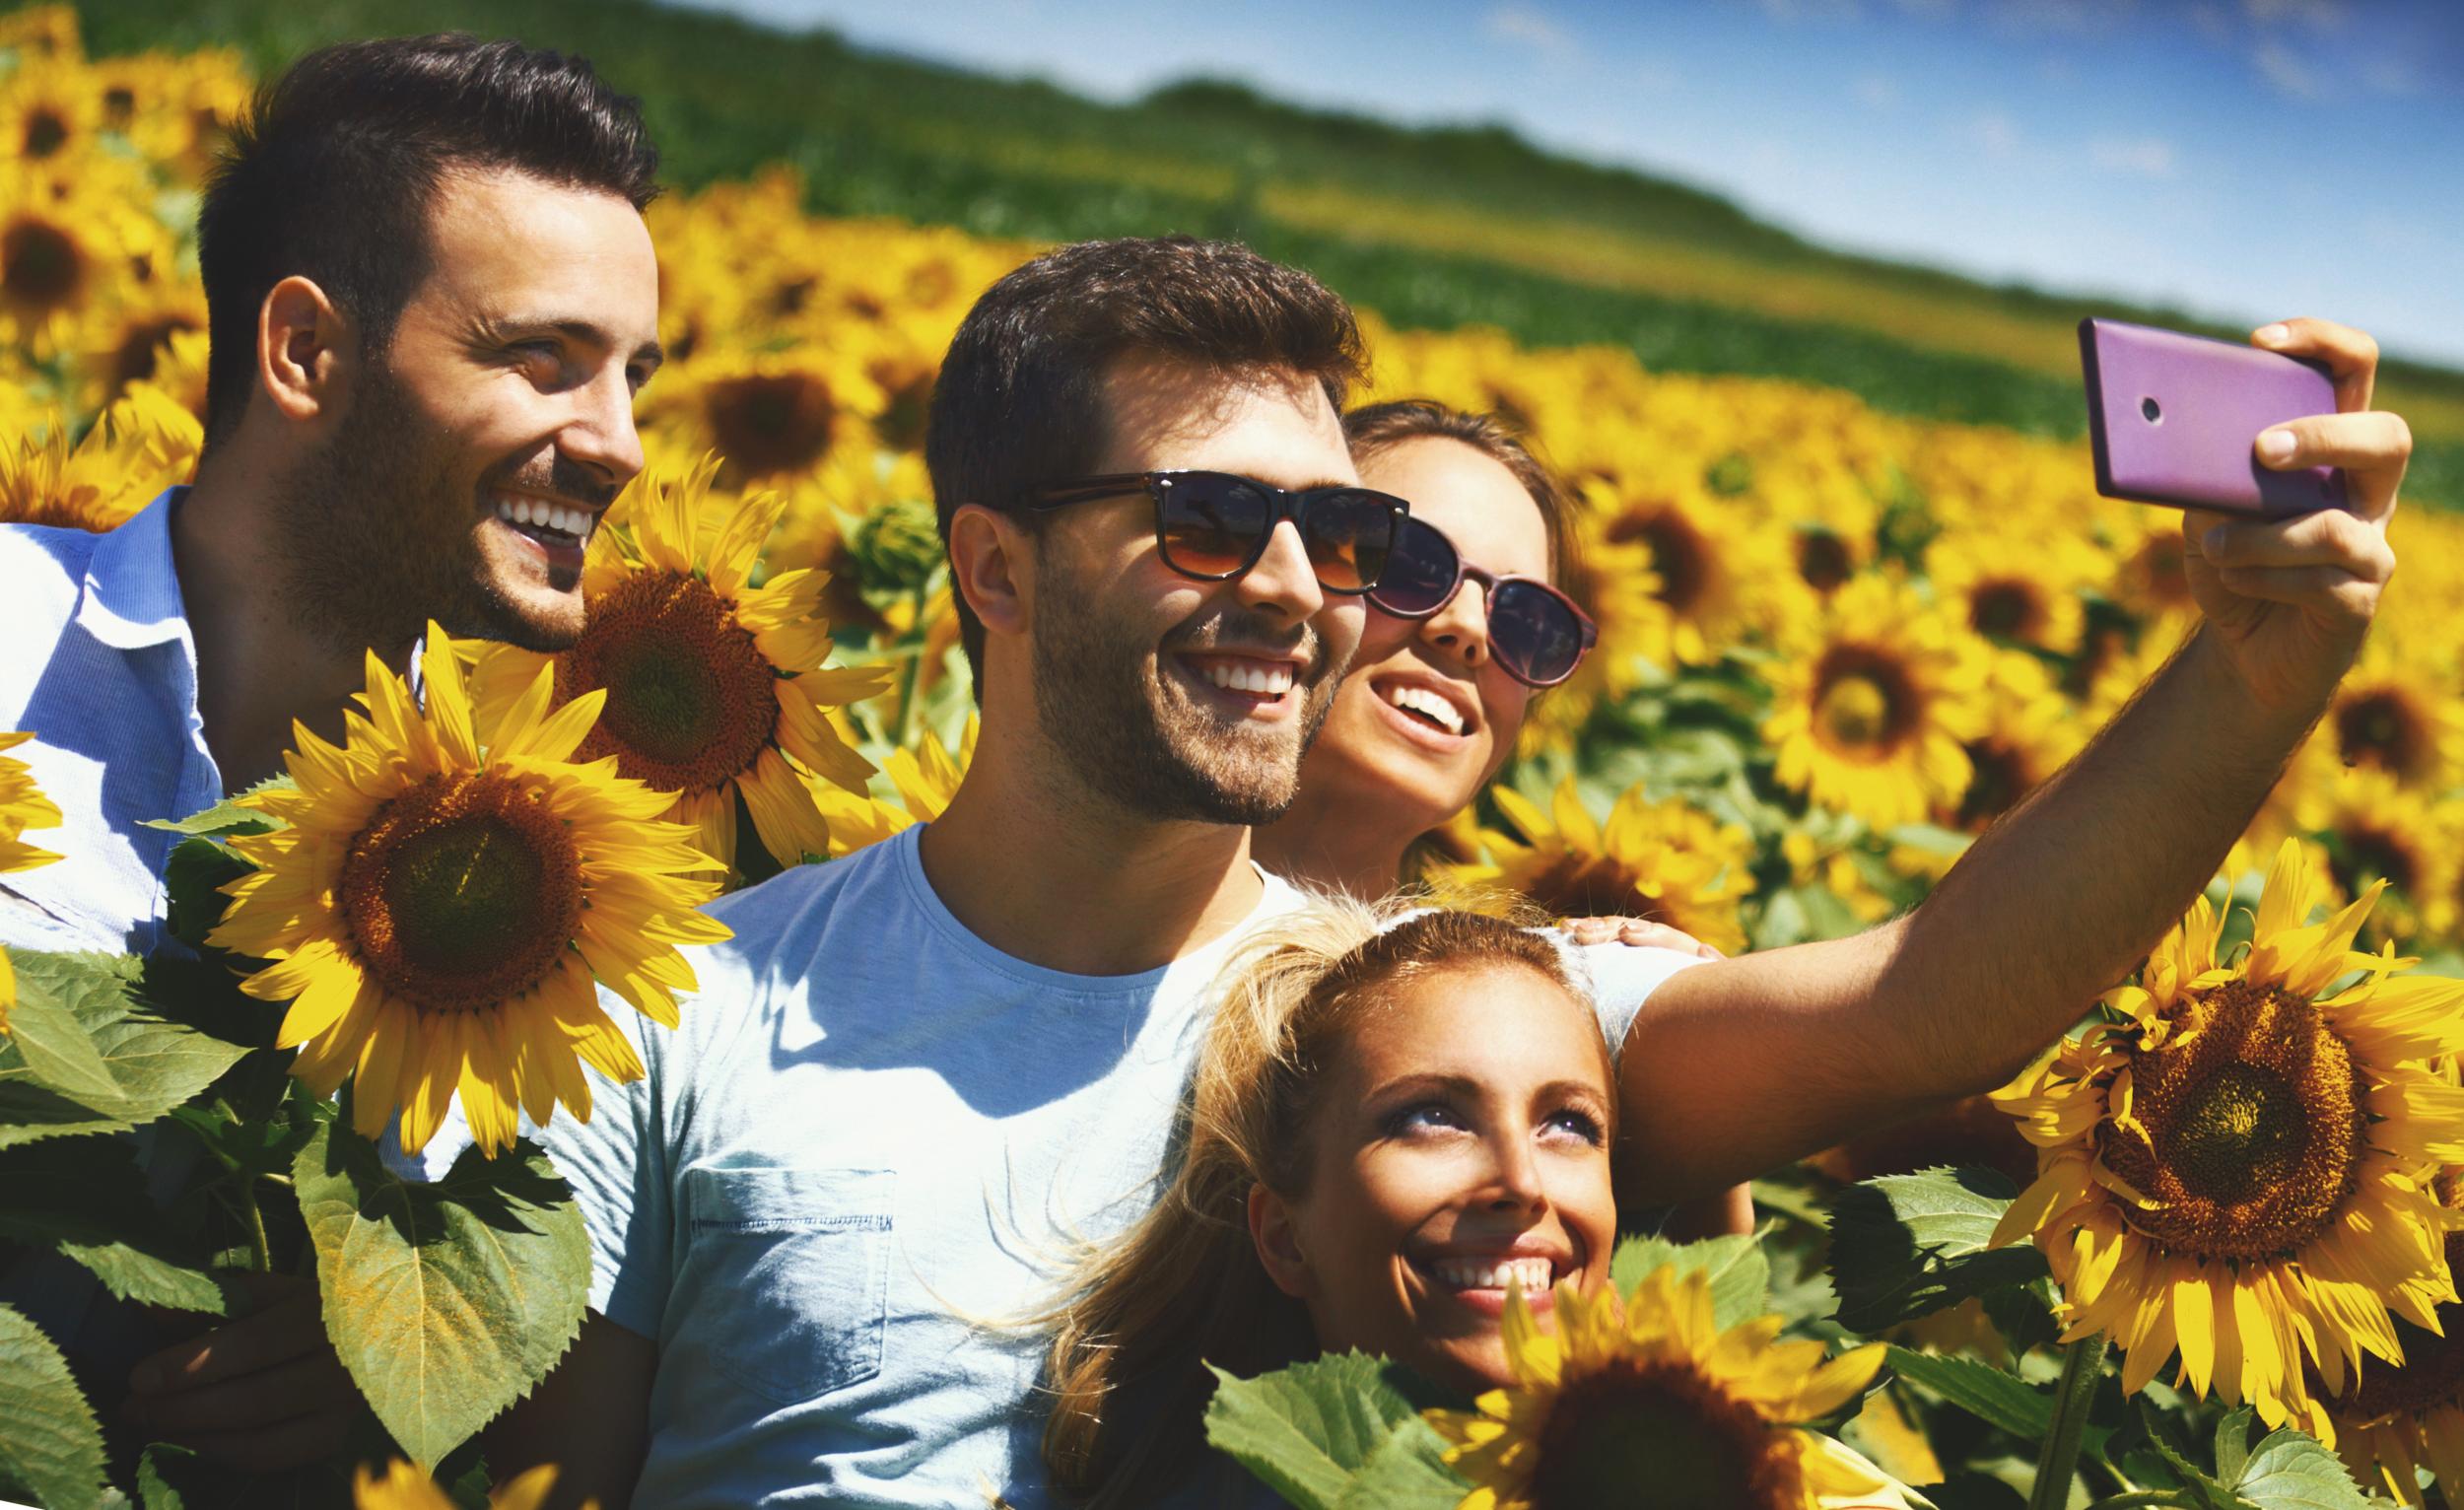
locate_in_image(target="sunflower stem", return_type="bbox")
[2081,1494,2198,1510]
[237,1179,272,1273]
[2029,1331,2109,1510]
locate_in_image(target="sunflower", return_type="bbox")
[1765,575,1988,832]
[210,624,732,1156]
[1942,652,2083,834]
[1924,527,2096,656]
[0,388,201,531]
[472,457,891,877]
[2322,642,2464,793]
[0,65,101,165]
[1990,840,2464,1437]
[2297,770,2459,947]
[1439,776,1756,956]
[814,717,975,858]
[645,348,885,485]
[2323,1199,2464,1505]
[355,1458,558,1510]
[1582,479,1801,670]
[1426,1265,1907,1510]
[0,730,63,875]
[0,729,65,1036]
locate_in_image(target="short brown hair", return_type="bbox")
[924,237,1367,697]
[1342,398,1578,583]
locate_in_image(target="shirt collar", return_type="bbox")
[74,487,190,652]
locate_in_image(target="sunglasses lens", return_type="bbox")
[1157,476,1269,579]
[1299,490,1403,593]
[1363,515,1458,615]
[1490,580,1589,686]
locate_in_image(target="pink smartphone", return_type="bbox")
[2080,317,2347,516]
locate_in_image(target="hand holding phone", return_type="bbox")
[2080,317,2347,516]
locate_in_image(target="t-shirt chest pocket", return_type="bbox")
[678,1166,895,1405]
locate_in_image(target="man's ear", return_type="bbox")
[947,503,1031,641]
[258,275,351,426]
[1248,1184,1313,1301]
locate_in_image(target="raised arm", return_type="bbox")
[1615,317,2410,1205]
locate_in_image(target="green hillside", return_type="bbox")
[79,0,2462,503]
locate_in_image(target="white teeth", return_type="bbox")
[494,496,595,543]
[1200,661,1294,697]
[1385,683,1467,735]
[1429,1257,1555,1292]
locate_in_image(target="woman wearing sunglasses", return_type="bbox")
[1253,401,1632,907]
[1251,401,1750,1245]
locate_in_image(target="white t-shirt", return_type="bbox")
[545,826,1705,1507]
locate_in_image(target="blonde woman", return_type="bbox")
[1036,894,1620,1506]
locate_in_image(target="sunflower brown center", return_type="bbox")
[1796,530,1853,593]
[558,569,778,794]
[337,771,582,1014]
[24,106,68,158]
[1812,647,1919,759]
[1956,739,2031,829]
[2096,980,2364,1260]
[1513,853,1658,922]
[704,372,836,478]
[2135,534,2190,605]
[1528,1357,1796,1510]
[1607,507,1709,613]
[2334,691,2426,781]
[3,219,83,312]
[2331,825,2421,899]
[1970,581,2043,641]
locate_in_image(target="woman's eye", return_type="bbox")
[1543,1108,1606,1146]
[1386,1102,1466,1137]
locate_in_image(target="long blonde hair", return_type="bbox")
[1036,892,1599,1505]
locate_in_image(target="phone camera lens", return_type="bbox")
[2140,396,2162,423]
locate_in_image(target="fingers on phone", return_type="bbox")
[2254,316,2377,410]
[2255,410,2412,476]
[2203,509,2393,579]
[2216,563,2387,626]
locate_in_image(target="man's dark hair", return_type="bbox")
[198,34,660,446]
[924,236,1367,697]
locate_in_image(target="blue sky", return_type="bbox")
[681,0,2464,367]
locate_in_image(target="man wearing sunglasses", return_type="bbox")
[486,236,1571,1509]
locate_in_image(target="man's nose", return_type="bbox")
[561,367,646,487]
[1239,518,1327,624]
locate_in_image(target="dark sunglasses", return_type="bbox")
[1366,515,1598,688]
[1023,470,1408,595]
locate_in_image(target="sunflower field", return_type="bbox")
[9,6,2464,1508]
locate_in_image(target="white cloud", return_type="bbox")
[1484,4,1574,55]
[2251,37,2324,98]
[2089,135,2179,177]
[1852,73,1902,107]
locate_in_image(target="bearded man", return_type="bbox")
[0,33,663,1472]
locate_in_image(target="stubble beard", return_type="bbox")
[270,362,564,659]
[1029,566,1346,827]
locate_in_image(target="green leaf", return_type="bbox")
[0,1139,233,1315]
[2226,1426,2371,1510]
[2140,1404,2245,1510]
[1330,1415,1469,1510]
[1203,1352,1429,1510]
[1827,1167,2049,1332]
[1608,1232,1770,1329]
[0,1301,108,1510]
[2213,1406,2256,1488]
[0,952,249,1148]
[161,837,253,949]
[294,1118,590,1469]
[1882,1345,2048,1441]
[142,796,276,837]
[3,961,123,1103]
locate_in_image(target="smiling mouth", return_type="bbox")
[491,493,598,552]
[1413,1255,1558,1293]
[1375,678,1470,737]
[1179,652,1299,710]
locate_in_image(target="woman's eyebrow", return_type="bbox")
[1366,1070,1481,1103]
